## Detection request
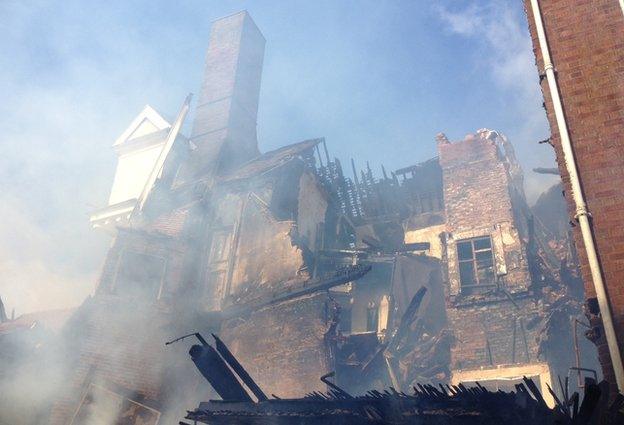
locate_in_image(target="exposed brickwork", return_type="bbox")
[446,297,541,371]
[220,293,334,398]
[438,135,514,234]
[48,296,171,424]
[439,134,531,298]
[144,208,190,238]
[438,132,537,371]
[523,0,624,388]
[185,11,264,180]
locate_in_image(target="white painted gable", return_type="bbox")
[113,105,170,146]
[108,106,171,205]
[127,118,161,141]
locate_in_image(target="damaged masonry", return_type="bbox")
[1,8,622,425]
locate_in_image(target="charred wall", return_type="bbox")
[197,153,334,398]
[204,156,329,308]
[95,227,189,301]
[446,297,541,371]
[438,132,539,372]
[49,296,169,425]
[220,293,335,398]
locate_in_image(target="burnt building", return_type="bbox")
[17,9,597,425]
[438,130,555,395]
[318,128,593,403]
[49,12,346,424]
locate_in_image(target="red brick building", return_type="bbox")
[523,0,624,392]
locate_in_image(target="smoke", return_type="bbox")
[0,283,211,424]
[0,310,73,425]
[434,1,560,202]
[0,1,563,316]
[0,5,205,420]
[0,0,197,315]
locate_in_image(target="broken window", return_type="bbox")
[339,304,352,333]
[457,236,495,295]
[270,166,300,221]
[366,301,379,332]
[206,229,234,306]
[114,251,166,299]
[210,231,233,263]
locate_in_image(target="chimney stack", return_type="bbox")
[189,11,265,180]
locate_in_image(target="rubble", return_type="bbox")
[178,332,623,425]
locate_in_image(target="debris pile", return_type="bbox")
[179,332,623,425]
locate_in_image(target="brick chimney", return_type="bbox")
[189,11,265,179]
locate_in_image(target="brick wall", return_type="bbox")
[523,0,624,387]
[48,296,172,424]
[438,133,537,370]
[438,135,515,236]
[49,225,194,424]
[439,134,531,297]
[446,297,541,370]
[220,293,334,398]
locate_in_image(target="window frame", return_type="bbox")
[366,301,379,332]
[456,236,496,294]
[205,226,235,305]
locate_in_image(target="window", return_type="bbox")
[115,251,166,299]
[366,301,379,332]
[205,229,234,306]
[209,231,232,263]
[457,236,495,295]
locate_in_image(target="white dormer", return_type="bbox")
[109,106,172,205]
[91,106,172,230]
[113,105,170,147]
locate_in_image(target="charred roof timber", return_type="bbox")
[220,264,371,319]
[176,331,623,424]
[183,380,621,424]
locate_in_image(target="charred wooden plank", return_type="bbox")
[190,342,252,402]
[212,333,268,402]
[221,264,371,318]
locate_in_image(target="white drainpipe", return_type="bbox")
[529,0,624,392]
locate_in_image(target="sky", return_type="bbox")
[0,0,560,315]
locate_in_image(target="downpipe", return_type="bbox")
[529,0,624,392]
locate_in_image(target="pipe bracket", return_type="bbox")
[574,205,592,221]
